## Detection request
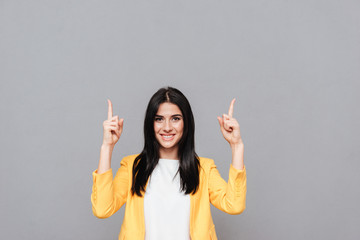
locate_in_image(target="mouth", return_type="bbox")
[160,134,175,141]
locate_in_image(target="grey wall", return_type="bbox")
[1,0,359,239]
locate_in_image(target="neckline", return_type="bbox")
[159,158,179,161]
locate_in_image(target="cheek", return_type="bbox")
[154,123,160,132]
[176,122,184,132]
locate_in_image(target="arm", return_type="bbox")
[97,144,113,174]
[91,156,129,218]
[211,98,246,214]
[208,158,247,215]
[91,99,127,218]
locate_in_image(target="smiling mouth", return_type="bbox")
[160,134,175,141]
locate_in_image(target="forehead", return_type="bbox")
[156,102,182,115]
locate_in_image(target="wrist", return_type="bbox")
[101,143,115,151]
[230,140,244,150]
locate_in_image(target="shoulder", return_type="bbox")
[120,154,141,166]
[197,156,218,179]
[198,156,216,171]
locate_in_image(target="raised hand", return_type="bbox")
[102,99,124,147]
[217,98,243,147]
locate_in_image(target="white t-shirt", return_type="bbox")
[144,158,191,240]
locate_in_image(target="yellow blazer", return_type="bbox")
[91,154,247,240]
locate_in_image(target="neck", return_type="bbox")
[159,146,179,160]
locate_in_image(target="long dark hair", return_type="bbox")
[131,86,200,197]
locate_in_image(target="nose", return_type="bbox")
[163,119,172,132]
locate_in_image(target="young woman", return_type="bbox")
[91,87,246,240]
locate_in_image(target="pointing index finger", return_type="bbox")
[107,99,113,120]
[228,98,235,118]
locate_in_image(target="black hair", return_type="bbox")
[130,86,200,197]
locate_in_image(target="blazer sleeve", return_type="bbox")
[208,159,247,215]
[91,156,129,218]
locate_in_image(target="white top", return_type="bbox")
[144,158,191,240]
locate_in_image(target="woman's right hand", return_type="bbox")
[102,99,124,147]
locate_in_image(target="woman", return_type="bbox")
[91,87,246,240]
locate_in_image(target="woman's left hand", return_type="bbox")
[217,98,243,147]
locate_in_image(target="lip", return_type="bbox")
[160,134,175,141]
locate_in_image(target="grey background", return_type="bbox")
[1,0,359,239]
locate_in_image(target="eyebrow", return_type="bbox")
[155,114,183,118]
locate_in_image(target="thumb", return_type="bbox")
[217,116,224,131]
[217,116,227,138]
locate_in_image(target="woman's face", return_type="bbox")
[154,102,184,155]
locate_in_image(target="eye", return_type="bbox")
[154,117,163,122]
[172,117,181,121]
